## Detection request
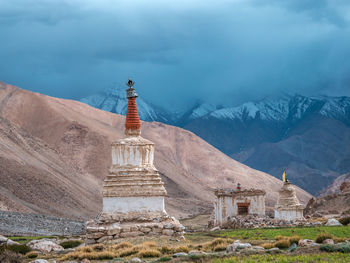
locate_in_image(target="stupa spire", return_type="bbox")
[125,79,141,136]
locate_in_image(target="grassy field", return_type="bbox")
[213,253,350,263]
[185,225,350,244]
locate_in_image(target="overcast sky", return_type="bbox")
[1,0,350,107]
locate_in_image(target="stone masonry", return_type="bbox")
[86,80,184,243]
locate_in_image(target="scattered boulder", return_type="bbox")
[30,260,49,263]
[226,241,252,252]
[27,239,64,253]
[0,235,19,246]
[298,239,314,247]
[0,235,8,245]
[325,219,342,226]
[288,243,297,251]
[323,239,335,245]
[130,257,142,263]
[210,226,220,231]
[173,252,188,257]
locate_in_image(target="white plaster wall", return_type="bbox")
[103,196,165,213]
[274,209,303,221]
[111,144,154,167]
[214,195,265,225]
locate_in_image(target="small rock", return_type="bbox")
[252,246,264,250]
[27,239,64,253]
[30,260,49,263]
[162,229,174,236]
[226,241,252,252]
[130,257,142,263]
[189,250,207,255]
[298,239,314,247]
[323,239,334,245]
[6,239,20,245]
[288,243,297,251]
[173,252,188,257]
[325,218,342,226]
[210,226,220,231]
[80,259,91,263]
[314,221,322,226]
[0,235,8,244]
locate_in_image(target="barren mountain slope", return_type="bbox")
[0,82,311,219]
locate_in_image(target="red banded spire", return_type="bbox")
[125,79,141,136]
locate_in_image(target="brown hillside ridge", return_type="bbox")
[304,173,350,217]
[0,81,311,219]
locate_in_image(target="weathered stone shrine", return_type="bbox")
[213,184,266,226]
[86,80,184,243]
[274,181,304,221]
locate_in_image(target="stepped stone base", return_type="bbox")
[85,211,185,244]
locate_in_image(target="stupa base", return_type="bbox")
[85,211,185,244]
[274,208,304,221]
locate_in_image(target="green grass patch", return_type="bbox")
[7,236,60,244]
[217,226,350,241]
[214,253,350,263]
[59,240,83,249]
[320,243,350,253]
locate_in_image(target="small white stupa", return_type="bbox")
[274,181,304,221]
[86,79,184,244]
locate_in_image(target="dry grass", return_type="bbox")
[213,243,227,252]
[91,243,105,251]
[315,233,334,244]
[274,235,285,241]
[137,249,161,258]
[289,235,301,244]
[174,245,190,253]
[142,241,158,248]
[111,241,133,251]
[160,245,174,254]
[261,243,275,249]
[77,246,93,253]
[61,251,116,260]
[203,238,232,251]
[25,251,38,259]
[117,247,138,257]
[274,239,291,249]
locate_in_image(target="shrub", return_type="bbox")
[160,246,173,254]
[25,251,38,259]
[142,241,157,248]
[203,238,231,251]
[91,243,105,251]
[137,249,161,258]
[274,235,285,241]
[334,237,347,243]
[174,245,190,253]
[78,246,93,253]
[112,242,133,251]
[118,247,138,257]
[274,239,291,249]
[339,217,350,226]
[0,250,23,263]
[4,244,31,255]
[61,251,116,260]
[315,233,334,244]
[261,243,275,249]
[213,244,227,252]
[158,256,172,262]
[289,235,301,244]
[320,243,350,253]
[60,240,83,249]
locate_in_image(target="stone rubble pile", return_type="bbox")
[217,215,314,229]
[86,212,185,244]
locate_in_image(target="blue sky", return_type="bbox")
[1,0,350,107]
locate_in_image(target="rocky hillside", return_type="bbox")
[82,88,350,196]
[304,175,350,217]
[0,81,310,220]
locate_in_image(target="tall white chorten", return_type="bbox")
[86,80,184,244]
[274,182,304,221]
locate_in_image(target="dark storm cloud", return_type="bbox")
[0,0,350,107]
